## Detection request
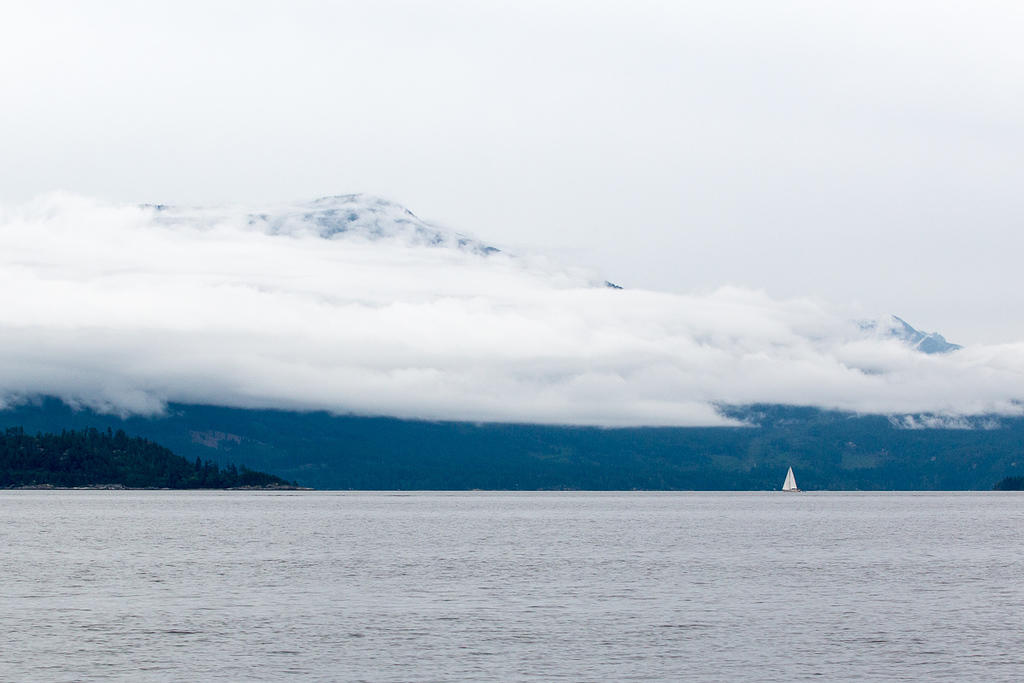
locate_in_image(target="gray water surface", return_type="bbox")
[2,491,1023,681]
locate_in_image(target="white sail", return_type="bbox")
[782,467,798,491]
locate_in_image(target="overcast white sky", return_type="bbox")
[2,0,1023,347]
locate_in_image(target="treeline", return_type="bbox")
[5,400,1024,490]
[994,476,1024,491]
[0,426,295,489]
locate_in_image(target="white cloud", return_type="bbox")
[3,2,1024,342]
[1,193,1023,426]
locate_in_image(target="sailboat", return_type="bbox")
[782,466,801,492]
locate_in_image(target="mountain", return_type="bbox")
[150,193,501,255]
[0,194,1002,489]
[859,314,961,354]
[149,194,960,358]
[1,399,1020,490]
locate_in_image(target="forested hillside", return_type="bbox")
[2,400,1023,490]
[0,426,295,489]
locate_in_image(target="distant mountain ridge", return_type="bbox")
[146,195,964,359]
[278,199,961,356]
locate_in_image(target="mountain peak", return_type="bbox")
[263,195,500,255]
[859,315,961,354]
[146,194,500,255]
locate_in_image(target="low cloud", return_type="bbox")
[1,193,1023,426]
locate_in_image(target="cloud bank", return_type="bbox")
[1,193,1023,427]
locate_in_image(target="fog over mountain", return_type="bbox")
[1,193,1022,426]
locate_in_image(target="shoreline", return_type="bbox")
[5,483,314,491]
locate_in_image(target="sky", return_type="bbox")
[1,1,1024,424]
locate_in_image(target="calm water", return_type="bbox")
[2,491,1024,681]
